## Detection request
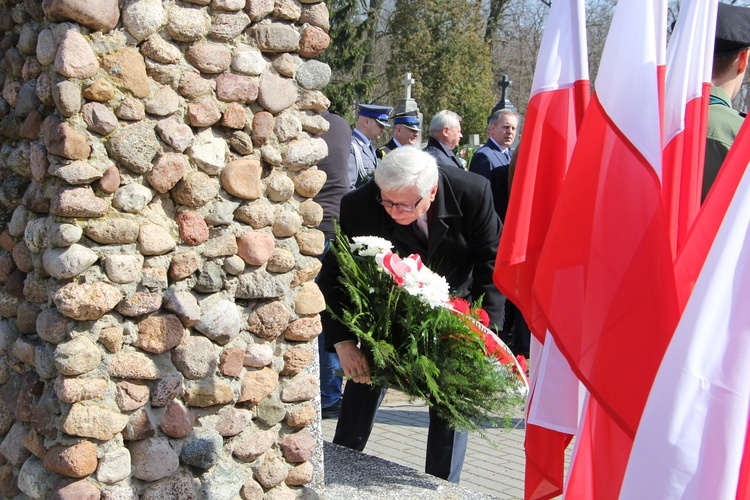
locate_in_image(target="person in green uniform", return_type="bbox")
[703,2,750,202]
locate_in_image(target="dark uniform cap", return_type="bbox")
[357,104,393,127]
[715,2,750,55]
[393,111,421,131]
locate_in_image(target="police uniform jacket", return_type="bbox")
[377,138,399,159]
[319,166,505,350]
[348,129,378,189]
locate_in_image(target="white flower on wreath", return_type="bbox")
[350,236,393,257]
[406,267,451,308]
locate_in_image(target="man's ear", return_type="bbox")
[738,48,750,74]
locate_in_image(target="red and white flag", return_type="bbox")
[491,0,589,497]
[525,333,584,500]
[532,0,681,495]
[494,0,589,341]
[534,0,677,439]
[621,116,750,499]
[661,0,716,257]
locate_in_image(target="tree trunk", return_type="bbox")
[485,0,510,43]
[362,0,386,80]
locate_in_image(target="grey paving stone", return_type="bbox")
[322,393,572,499]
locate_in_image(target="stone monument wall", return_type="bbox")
[0,0,333,496]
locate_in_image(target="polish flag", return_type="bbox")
[532,0,681,495]
[661,0,716,257]
[494,0,589,342]
[534,0,677,439]
[525,333,583,499]
[621,117,750,498]
[490,0,589,497]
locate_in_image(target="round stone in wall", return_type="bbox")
[186,42,232,74]
[106,121,161,174]
[53,30,99,79]
[113,184,154,214]
[231,47,268,75]
[172,171,219,208]
[122,0,167,42]
[54,336,101,376]
[257,72,297,114]
[172,335,217,380]
[42,243,98,279]
[52,282,122,321]
[295,60,331,91]
[42,0,120,32]
[167,5,211,42]
[194,297,241,345]
[104,254,144,284]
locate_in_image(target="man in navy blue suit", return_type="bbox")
[469,109,529,356]
[469,109,519,222]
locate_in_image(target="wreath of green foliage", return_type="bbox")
[330,225,524,433]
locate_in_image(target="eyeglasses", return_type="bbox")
[376,194,423,212]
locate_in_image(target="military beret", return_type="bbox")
[715,2,750,55]
[357,104,393,127]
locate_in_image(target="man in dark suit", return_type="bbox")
[469,108,528,356]
[377,111,421,158]
[318,147,504,483]
[423,110,464,169]
[469,108,519,222]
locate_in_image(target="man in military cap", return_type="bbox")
[377,111,421,158]
[703,2,750,201]
[348,104,393,189]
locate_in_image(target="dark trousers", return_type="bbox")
[332,381,468,483]
[503,300,531,356]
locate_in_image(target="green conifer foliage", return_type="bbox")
[319,0,378,121]
[387,0,497,137]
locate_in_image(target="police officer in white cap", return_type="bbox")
[348,104,393,189]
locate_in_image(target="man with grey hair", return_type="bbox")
[424,110,464,169]
[318,146,504,483]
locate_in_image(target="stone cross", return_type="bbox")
[498,74,511,104]
[402,73,415,100]
[490,74,517,118]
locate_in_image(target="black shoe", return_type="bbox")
[322,400,342,419]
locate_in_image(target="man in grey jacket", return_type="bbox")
[348,103,393,188]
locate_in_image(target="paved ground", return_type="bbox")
[320,391,531,499]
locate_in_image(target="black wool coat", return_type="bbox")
[319,166,504,350]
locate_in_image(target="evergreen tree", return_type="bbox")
[319,0,383,121]
[387,0,497,138]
